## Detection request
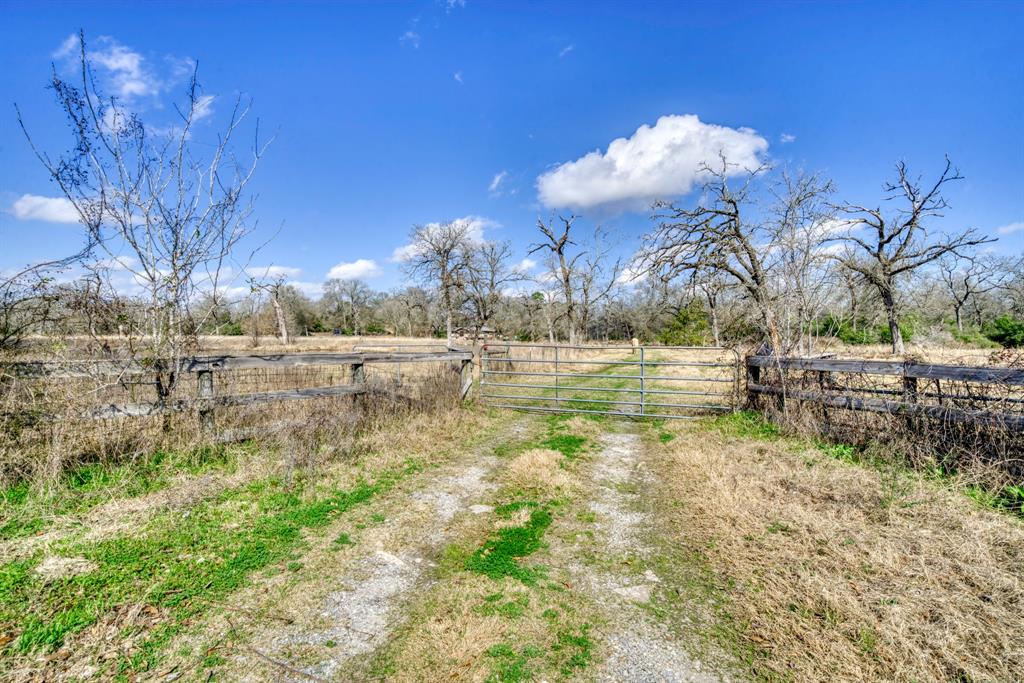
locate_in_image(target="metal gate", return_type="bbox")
[479,343,741,419]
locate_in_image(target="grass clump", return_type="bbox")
[465,502,553,585]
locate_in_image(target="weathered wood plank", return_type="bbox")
[748,382,1024,430]
[2,350,475,377]
[184,351,472,372]
[29,384,367,421]
[746,356,1024,386]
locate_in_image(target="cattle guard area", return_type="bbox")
[479,343,741,419]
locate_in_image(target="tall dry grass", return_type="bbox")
[653,425,1024,682]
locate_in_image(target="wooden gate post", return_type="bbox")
[197,369,215,434]
[352,361,365,408]
[459,357,473,400]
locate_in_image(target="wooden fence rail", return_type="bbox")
[746,355,1024,431]
[1,350,475,432]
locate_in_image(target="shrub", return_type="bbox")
[659,300,709,346]
[983,315,1024,348]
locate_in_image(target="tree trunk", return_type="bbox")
[880,286,904,354]
[271,289,289,345]
[446,308,453,347]
[707,293,720,347]
[954,305,963,332]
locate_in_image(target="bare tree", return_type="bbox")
[639,160,779,346]
[529,217,620,343]
[18,31,269,404]
[463,240,522,340]
[250,276,290,344]
[404,220,474,346]
[938,253,1009,332]
[529,216,581,343]
[831,158,994,354]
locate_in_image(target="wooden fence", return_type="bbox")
[1,350,474,432]
[746,355,1024,430]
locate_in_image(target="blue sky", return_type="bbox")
[1,0,1022,295]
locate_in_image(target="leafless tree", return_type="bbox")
[463,240,522,340]
[529,217,620,344]
[639,160,779,346]
[403,219,475,345]
[324,279,373,335]
[249,275,290,344]
[938,253,1009,332]
[831,158,994,354]
[17,31,269,404]
[529,216,581,343]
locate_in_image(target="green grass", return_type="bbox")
[465,502,553,585]
[708,411,781,440]
[0,459,419,675]
[541,434,587,459]
[0,442,254,541]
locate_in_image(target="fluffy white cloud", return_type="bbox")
[55,33,163,100]
[327,258,382,280]
[513,257,536,273]
[390,215,496,262]
[996,221,1024,235]
[780,133,796,144]
[247,265,303,279]
[287,281,325,298]
[536,114,768,211]
[559,44,574,58]
[453,71,464,85]
[11,194,80,224]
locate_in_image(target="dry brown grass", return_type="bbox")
[504,448,573,494]
[652,424,1024,682]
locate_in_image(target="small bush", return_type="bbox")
[983,315,1024,348]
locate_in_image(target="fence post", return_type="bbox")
[746,358,760,409]
[639,346,646,416]
[352,360,365,408]
[459,357,473,400]
[197,369,215,435]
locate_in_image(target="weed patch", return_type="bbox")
[465,502,553,585]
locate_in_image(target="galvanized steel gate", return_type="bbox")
[479,343,741,419]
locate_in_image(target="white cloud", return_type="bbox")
[446,0,466,10]
[559,44,574,58]
[615,263,648,287]
[536,114,768,211]
[11,194,80,224]
[512,257,536,273]
[996,221,1024,235]
[780,133,796,144]
[192,94,216,121]
[327,258,383,280]
[55,33,163,101]
[453,71,464,84]
[247,265,302,279]
[400,30,421,48]
[287,281,324,298]
[489,170,508,195]
[390,215,496,262]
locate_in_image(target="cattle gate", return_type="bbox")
[479,343,741,419]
